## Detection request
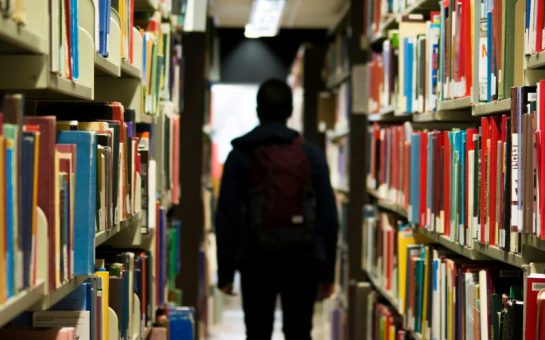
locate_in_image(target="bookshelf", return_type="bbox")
[0,0,191,338]
[353,0,545,337]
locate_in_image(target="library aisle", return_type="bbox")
[4,0,545,339]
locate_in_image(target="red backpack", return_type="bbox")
[247,137,316,254]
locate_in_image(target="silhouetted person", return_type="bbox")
[216,79,339,340]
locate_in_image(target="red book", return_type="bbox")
[419,132,428,227]
[444,132,451,235]
[129,0,135,63]
[56,144,76,281]
[489,117,500,245]
[538,289,545,340]
[464,0,472,96]
[64,0,72,79]
[385,227,393,291]
[537,0,544,52]
[538,81,545,239]
[435,132,444,231]
[499,115,508,238]
[466,128,478,230]
[24,116,57,291]
[525,274,545,340]
[480,117,490,243]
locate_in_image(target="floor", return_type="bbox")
[208,294,331,340]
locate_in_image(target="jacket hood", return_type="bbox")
[231,123,300,149]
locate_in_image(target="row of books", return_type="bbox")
[138,13,172,116]
[367,0,528,115]
[367,85,545,251]
[325,29,350,85]
[94,0,135,62]
[362,209,545,339]
[0,224,189,340]
[524,0,545,56]
[50,0,80,80]
[0,97,180,305]
[365,0,434,37]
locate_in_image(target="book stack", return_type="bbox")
[474,0,520,103]
[438,0,472,101]
[368,30,399,114]
[325,29,350,85]
[50,0,80,80]
[525,0,545,56]
[399,14,440,114]
[362,209,526,340]
[137,12,172,116]
[366,122,412,208]
[0,95,42,302]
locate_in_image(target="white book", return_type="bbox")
[440,261,446,340]
[33,311,91,340]
[431,251,440,340]
[464,273,476,340]
[479,270,489,340]
[468,150,475,247]
[148,160,157,230]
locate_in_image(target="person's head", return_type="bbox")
[256,79,293,124]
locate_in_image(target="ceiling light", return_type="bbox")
[244,0,286,39]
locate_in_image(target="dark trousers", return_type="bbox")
[240,258,321,340]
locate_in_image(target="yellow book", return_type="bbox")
[54,150,61,288]
[397,226,429,314]
[120,0,126,60]
[0,136,6,302]
[421,247,430,339]
[31,132,40,286]
[96,270,109,340]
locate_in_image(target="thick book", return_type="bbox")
[57,131,97,276]
[24,116,57,291]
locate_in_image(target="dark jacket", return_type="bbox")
[215,122,339,288]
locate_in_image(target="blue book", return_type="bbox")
[99,0,109,57]
[168,307,195,340]
[487,11,493,102]
[406,39,414,113]
[21,133,35,289]
[427,133,434,228]
[57,131,97,275]
[70,0,79,79]
[449,132,456,234]
[6,146,14,297]
[460,131,467,241]
[409,133,421,224]
[415,257,424,332]
[403,38,411,113]
[52,282,91,311]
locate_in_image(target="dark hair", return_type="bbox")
[256,78,293,123]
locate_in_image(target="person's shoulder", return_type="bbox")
[302,141,325,158]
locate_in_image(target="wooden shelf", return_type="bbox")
[0,16,47,54]
[121,60,142,79]
[368,110,411,123]
[0,280,46,328]
[472,98,511,116]
[472,242,523,268]
[95,213,142,247]
[33,275,90,311]
[412,110,474,122]
[326,71,350,89]
[366,271,402,315]
[414,228,490,261]
[527,51,545,69]
[327,128,349,141]
[437,97,472,111]
[95,53,121,77]
[522,234,545,251]
[401,0,440,15]
[377,199,408,218]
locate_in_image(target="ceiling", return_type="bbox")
[209,0,349,29]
